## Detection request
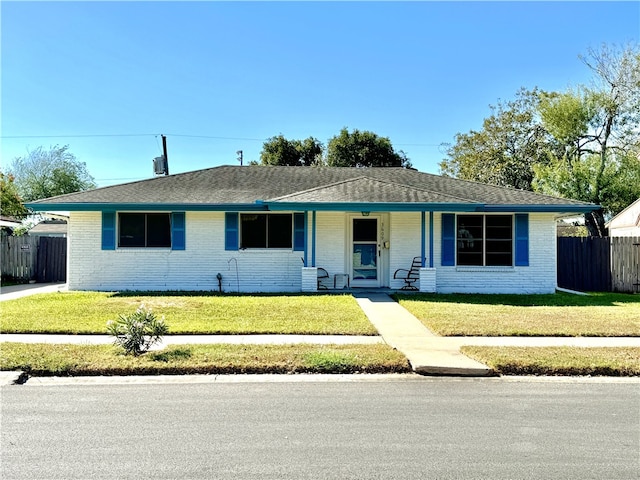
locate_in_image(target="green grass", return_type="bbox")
[394,292,640,337]
[0,342,411,376]
[0,292,376,335]
[461,346,640,376]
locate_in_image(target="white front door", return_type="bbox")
[351,217,380,287]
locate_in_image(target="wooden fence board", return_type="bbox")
[558,236,640,293]
[611,237,640,293]
[557,237,611,292]
[1,236,67,283]
[1,236,39,281]
[36,237,67,283]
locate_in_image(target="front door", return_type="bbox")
[351,218,380,287]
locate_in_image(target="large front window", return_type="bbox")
[457,215,513,266]
[119,213,171,248]
[240,214,292,249]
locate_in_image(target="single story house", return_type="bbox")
[28,219,68,238]
[26,165,597,294]
[606,198,640,237]
[0,216,22,235]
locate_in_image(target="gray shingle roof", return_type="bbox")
[26,165,596,211]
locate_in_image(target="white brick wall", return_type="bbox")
[68,212,302,293]
[389,212,422,290]
[315,212,346,275]
[433,213,557,294]
[68,210,558,294]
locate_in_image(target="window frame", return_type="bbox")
[456,214,514,267]
[118,212,172,248]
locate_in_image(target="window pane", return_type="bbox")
[486,216,512,266]
[486,216,512,239]
[353,219,377,241]
[147,214,171,247]
[457,215,483,266]
[119,213,145,247]
[268,214,292,248]
[241,214,267,248]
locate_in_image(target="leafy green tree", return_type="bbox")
[260,135,324,166]
[439,88,557,190]
[326,128,411,168]
[534,43,640,236]
[9,145,96,201]
[0,172,29,218]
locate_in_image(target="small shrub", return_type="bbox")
[107,304,168,356]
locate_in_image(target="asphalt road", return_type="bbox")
[1,377,638,479]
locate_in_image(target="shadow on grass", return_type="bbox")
[150,348,193,362]
[110,291,349,298]
[392,292,640,307]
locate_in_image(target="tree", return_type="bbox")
[534,43,640,236]
[0,172,29,218]
[260,135,324,166]
[439,88,557,190]
[326,128,412,168]
[439,44,640,236]
[9,145,96,201]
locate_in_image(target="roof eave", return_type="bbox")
[25,203,269,212]
[25,201,600,214]
[264,201,600,213]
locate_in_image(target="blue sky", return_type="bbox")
[2,1,638,187]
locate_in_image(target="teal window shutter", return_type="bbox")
[441,213,455,266]
[171,212,186,250]
[293,213,305,251]
[102,212,116,250]
[514,214,529,266]
[225,212,239,251]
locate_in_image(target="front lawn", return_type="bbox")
[394,293,640,337]
[0,343,410,376]
[0,292,376,335]
[461,346,640,376]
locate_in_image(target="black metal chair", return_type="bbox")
[393,257,422,290]
[317,267,330,290]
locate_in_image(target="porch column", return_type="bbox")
[311,210,317,267]
[421,211,426,267]
[302,267,318,292]
[429,211,434,268]
[418,211,436,292]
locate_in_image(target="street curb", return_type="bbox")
[0,371,25,385]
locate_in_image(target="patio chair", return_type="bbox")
[393,257,422,291]
[317,267,330,290]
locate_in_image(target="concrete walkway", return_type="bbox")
[353,293,493,376]
[0,282,67,301]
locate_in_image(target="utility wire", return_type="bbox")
[1,133,266,141]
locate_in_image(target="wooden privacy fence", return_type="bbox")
[611,237,640,293]
[557,236,640,293]
[1,236,67,283]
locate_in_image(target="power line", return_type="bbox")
[1,133,266,141]
[1,133,158,139]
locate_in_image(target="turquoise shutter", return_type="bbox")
[441,213,455,266]
[225,212,239,250]
[293,213,305,251]
[171,212,186,250]
[514,214,529,266]
[102,212,116,250]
